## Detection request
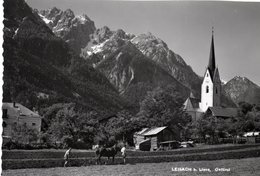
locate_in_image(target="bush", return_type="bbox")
[72,141,90,149]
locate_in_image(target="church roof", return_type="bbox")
[213,67,220,82]
[189,98,200,109]
[207,107,238,118]
[207,28,216,80]
[183,92,200,110]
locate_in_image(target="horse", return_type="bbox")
[95,145,121,165]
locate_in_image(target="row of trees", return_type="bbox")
[11,87,259,148]
[192,102,260,144]
[28,86,191,148]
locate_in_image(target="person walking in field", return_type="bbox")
[121,144,126,164]
[64,148,72,167]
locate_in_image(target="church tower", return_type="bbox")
[200,29,221,112]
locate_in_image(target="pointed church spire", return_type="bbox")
[208,27,216,78]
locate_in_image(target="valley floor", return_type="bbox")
[2,157,260,176]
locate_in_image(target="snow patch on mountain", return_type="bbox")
[116,52,123,61]
[76,15,90,24]
[38,13,52,24]
[128,66,135,86]
[12,27,19,39]
[90,39,109,54]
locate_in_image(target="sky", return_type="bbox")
[27,0,260,85]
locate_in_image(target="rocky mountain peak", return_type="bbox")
[132,32,167,48]
[230,76,258,87]
[64,9,75,18]
[47,7,61,17]
[76,14,92,23]
[129,32,202,93]
[112,29,135,41]
[37,7,201,97]
[92,26,113,43]
[4,0,125,113]
[223,76,260,105]
[38,8,96,54]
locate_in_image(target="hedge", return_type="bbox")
[3,144,260,160]
[2,147,260,170]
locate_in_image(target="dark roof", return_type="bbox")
[98,114,117,123]
[208,31,216,79]
[189,98,200,109]
[213,67,220,82]
[207,107,238,118]
[2,102,41,118]
[183,96,200,110]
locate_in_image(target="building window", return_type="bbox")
[206,86,209,93]
[32,123,36,126]
[216,87,218,94]
[206,73,208,77]
[3,121,7,128]
[3,109,8,118]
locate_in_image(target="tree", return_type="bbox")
[135,86,191,138]
[105,110,135,145]
[47,103,97,148]
[12,123,39,144]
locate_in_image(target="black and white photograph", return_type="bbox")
[1,0,260,175]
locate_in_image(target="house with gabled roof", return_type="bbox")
[206,107,238,119]
[2,102,42,137]
[134,126,178,151]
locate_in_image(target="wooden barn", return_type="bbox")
[134,126,177,151]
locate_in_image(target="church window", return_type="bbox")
[206,73,208,77]
[3,109,8,118]
[216,87,218,94]
[206,86,209,93]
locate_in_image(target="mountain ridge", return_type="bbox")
[3,0,127,114]
[223,76,260,105]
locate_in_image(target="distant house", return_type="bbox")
[205,107,238,120]
[2,102,42,137]
[134,126,177,151]
[243,132,260,144]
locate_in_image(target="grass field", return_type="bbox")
[2,157,260,176]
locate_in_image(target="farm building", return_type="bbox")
[2,102,42,137]
[243,132,260,144]
[134,126,178,151]
[205,107,238,120]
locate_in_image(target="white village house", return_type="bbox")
[2,102,42,137]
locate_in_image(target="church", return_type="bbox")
[183,29,238,121]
